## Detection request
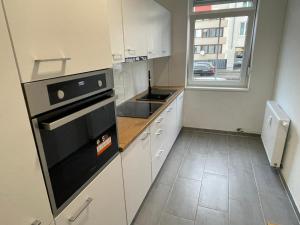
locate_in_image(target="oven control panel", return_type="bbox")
[47,73,107,105]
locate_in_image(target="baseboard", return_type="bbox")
[278,170,300,222]
[183,126,260,137]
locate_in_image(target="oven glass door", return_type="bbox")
[36,92,119,210]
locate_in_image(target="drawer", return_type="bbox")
[151,144,165,181]
[55,155,127,225]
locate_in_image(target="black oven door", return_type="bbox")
[33,91,119,212]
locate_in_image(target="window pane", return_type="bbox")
[193,1,253,13]
[192,16,248,81]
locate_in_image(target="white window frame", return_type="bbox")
[187,0,257,89]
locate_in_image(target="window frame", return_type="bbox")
[187,0,257,89]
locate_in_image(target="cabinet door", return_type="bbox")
[161,7,171,57]
[165,100,177,153]
[122,0,149,58]
[55,155,127,225]
[0,6,53,225]
[3,0,112,82]
[147,1,162,59]
[121,129,152,225]
[176,92,184,135]
[108,0,125,64]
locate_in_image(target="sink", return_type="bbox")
[137,89,175,102]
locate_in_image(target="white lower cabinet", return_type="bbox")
[165,100,178,153]
[121,129,152,225]
[176,91,184,135]
[55,155,127,225]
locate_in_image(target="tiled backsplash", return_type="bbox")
[113,60,153,105]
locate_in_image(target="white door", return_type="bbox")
[122,0,149,58]
[108,0,125,64]
[55,155,127,225]
[0,6,53,225]
[3,0,112,82]
[121,129,152,225]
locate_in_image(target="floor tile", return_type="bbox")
[205,151,228,176]
[208,134,228,153]
[159,213,194,225]
[195,207,228,225]
[199,173,228,212]
[261,193,300,225]
[229,167,259,202]
[229,198,265,225]
[189,133,210,155]
[179,152,206,180]
[227,135,248,151]
[229,147,252,172]
[247,137,270,166]
[165,178,201,220]
[156,153,182,186]
[134,183,171,225]
[253,164,287,197]
[171,131,193,156]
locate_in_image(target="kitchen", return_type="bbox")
[1,0,300,225]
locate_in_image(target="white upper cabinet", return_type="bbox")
[160,6,171,57]
[2,0,113,83]
[0,6,53,225]
[122,0,149,58]
[147,2,171,59]
[108,0,125,64]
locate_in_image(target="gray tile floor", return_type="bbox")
[133,129,300,225]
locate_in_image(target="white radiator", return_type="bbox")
[261,101,290,167]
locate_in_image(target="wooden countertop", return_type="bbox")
[117,86,184,151]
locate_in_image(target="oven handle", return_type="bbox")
[41,96,117,131]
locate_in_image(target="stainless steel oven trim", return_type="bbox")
[24,69,114,117]
[32,98,120,216]
[42,96,117,131]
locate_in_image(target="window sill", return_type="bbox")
[185,85,250,92]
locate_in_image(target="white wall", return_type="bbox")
[154,0,287,133]
[273,0,300,211]
[113,61,150,105]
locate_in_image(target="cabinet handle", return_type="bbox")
[140,132,150,140]
[162,50,166,54]
[68,197,93,222]
[112,54,123,60]
[31,220,41,225]
[156,117,164,123]
[156,149,164,158]
[167,107,173,112]
[34,57,71,63]
[126,49,136,55]
[148,51,153,54]
[155,129,163,136]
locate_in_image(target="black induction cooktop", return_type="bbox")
[117,101,163,119]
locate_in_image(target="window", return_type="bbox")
[188,0,257,88]
[240,22,246,35]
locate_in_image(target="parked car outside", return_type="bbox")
[193,61,215,76]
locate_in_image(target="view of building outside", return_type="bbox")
[192,2,250,80]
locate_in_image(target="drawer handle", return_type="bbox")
[126,49,136,55]
[112,54,123,60]
[167,107,173,112]
[155,129,163,136]
[31,220,41,225]
[156,149,164,158]
[68,197,93,222]
[140,132,150,140]
[34,57,71,63]
[156,117,164,123]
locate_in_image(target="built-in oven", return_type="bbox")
[23,69,119,216]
